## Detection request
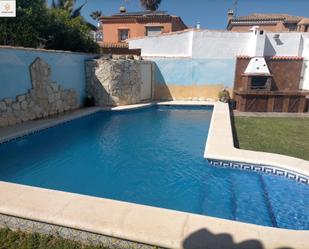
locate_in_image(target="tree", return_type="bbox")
[51,0,87,18]
[44,9,99,53]
[90,10,102,21]
[140,0,162,11]
[0,0,49,47]
[0,0,99,53]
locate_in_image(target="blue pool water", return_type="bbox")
[0,106,309,230]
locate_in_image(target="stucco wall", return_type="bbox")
[0,47,96,105]
[129,31,192,57]
[129,30,309,94]
[152,58,235,100]
[103,22,174,43]
[129,30,309,59]
[263,33,303,56]
[0,57,80,127]
[191,31,251,59]
[229,22,290,33]
[300,35,309,90]
[130,30,248,100]
[153,58,235,86]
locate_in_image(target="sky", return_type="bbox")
[48,0,309,30]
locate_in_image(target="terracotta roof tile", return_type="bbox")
[232,13,304,23]
[236,55,252,59]
[98,42,129,48]
[236,55,303,61]
[269,56,303,60]
[298,18,309,25]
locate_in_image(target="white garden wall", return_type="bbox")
[191,31,251,59]
[129,30,309,91]
[129,30,193,57]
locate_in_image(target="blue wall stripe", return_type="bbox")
[0,48,95,105]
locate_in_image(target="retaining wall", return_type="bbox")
[86,57,154,106]
[0,47,96,104]
[0,47,97,127]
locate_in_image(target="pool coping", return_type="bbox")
[202,101,309,182]
[0,103,154,144]
[0,101,308,249]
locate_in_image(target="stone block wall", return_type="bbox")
[0,57,78,127]
[86,57,153,106]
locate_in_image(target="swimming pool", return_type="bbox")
[0,105,308,230]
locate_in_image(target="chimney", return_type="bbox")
[195,21,201,30]
[120,6,126,13]
[227,9,234,23]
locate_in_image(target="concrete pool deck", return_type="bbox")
[0,101,308,249]
[204,101,309,181]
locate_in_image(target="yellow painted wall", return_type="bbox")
[154,84,233,101]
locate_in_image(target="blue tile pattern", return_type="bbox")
[207,159,309,185]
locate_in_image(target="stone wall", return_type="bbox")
[0,57,78,127]
[0,47,96,104]
[86,57,153,106]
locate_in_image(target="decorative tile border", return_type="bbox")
[0,108,102,144]
[0,104,154,145]
[207,159,309,185]
[0,213,159,249]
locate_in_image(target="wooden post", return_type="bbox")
[282,96,290,112]
[298,96,306,112]
[267,96,275,112]
[240,95,247,112]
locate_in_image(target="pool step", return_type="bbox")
[262,176,309,229]
[201,172,234,220]
[201,170,277,227]
[231,173,275,227]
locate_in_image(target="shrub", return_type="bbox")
[0,0,49,48]
[44,9,99,53]
[218,89,231,103]
[0,1,99,53]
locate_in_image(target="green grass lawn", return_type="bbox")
[0,228,109,249]
[233,116,309,161]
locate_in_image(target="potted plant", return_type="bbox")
[84,95,95,107]
[218,89,231,103]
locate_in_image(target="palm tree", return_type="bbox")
[90,10,102,21]
[140,0,162,11]
[51,0,87,18]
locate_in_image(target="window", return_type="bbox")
[146,26,162,37]
[287,24,297,31]
[119,29,129,42]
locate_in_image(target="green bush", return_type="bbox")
[0,0,49,48]
[218,89,231,103]
[0,0,99,53]
[44,9,99,53]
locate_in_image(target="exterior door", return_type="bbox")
[140,63,152,101]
